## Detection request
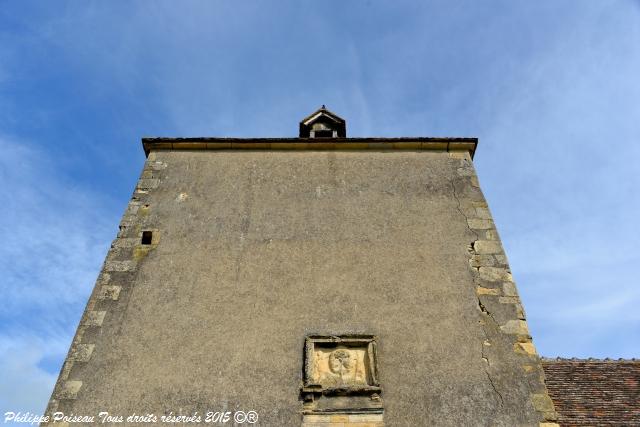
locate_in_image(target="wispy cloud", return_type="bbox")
[474,3,640,357]
[0,337,59,415]
[0,136,117,415]
[1,0,639,417]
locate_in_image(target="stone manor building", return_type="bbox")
[45,107,639,426]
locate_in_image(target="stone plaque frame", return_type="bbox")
[303,335,380,395]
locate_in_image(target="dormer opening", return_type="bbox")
[311,122,336,138]
[299,105,346,138]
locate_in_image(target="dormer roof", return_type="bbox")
[299,105,346,138]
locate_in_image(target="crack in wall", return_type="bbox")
[451,180,480,242]
[478,299,498,326]
[451,176,505,408]
[481,332,505,407]
[451,162,558,423]
[485,369,505,407]
[478,299,505,407]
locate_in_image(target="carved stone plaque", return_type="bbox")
[312,347,368,387]
[303,335,380,394]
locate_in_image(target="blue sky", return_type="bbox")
[1,0,639,417]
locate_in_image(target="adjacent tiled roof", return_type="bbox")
[542,358,640,426]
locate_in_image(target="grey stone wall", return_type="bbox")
[45,149,556,426]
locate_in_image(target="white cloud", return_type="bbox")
[0,338,58,416]
[474,2,640,357]
[1,2,640,417]
[0,136,117,415]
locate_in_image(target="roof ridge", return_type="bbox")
[542,357,639,362]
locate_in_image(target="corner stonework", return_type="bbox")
[42,154,165,424]
[451,150,558,425]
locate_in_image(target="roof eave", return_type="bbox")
[141,137,479,159]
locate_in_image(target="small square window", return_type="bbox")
[141,231,153,245]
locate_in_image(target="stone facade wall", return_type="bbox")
[44,148,557,426]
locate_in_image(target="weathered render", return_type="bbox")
[45,111,557,426]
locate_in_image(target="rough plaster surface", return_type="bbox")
[45,150,555,426]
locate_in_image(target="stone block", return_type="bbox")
[502,282,518,296]
[71,344,95,362]
[348,414,384,423]
[302,424,336,427]
[500,320,530,336]
[125,204,140,216]
[56,381,82,400]
[98,285,121,301]
[105,260,136,272]
[97,272,111,285]
[302,415,330,423]
[106,247,128,262]
[467,218,493,229]
[137,178,160,190]
[113,237,139,248]
[494,254,507,264]
[531,393,556,415]
[469,254,496,268]
[475,207,492,219]
[479,267,512,282]
[83,311,106,327]
[515,342,537,356]
[477,286,500,296]
[118,216,136,227]
[485,230,499,240]
[474,240,503,255]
